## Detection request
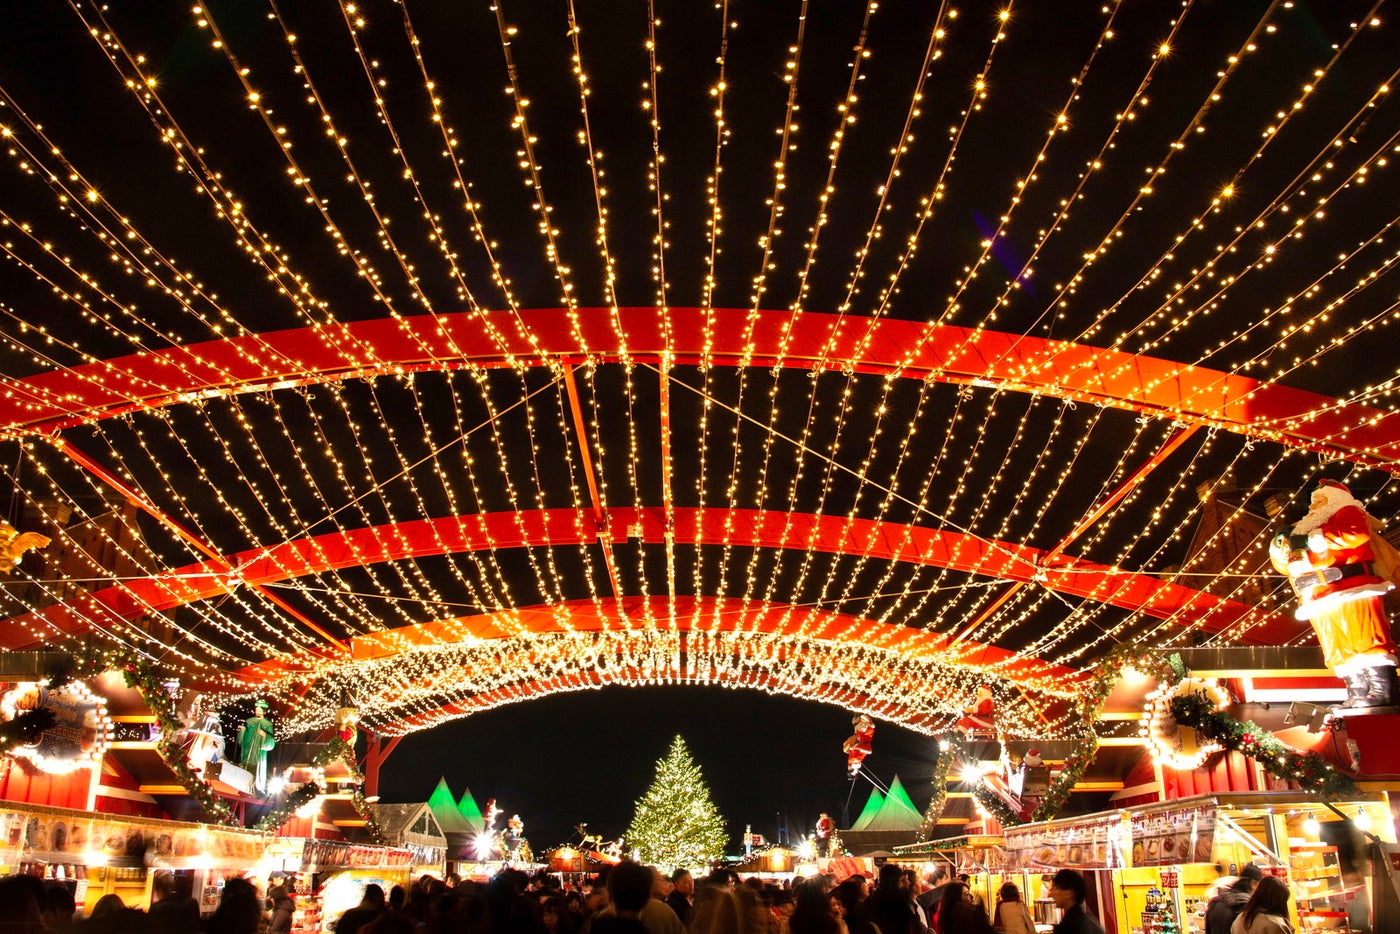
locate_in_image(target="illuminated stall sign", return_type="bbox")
[1,681,113,774]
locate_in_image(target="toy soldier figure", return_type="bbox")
[237,700,276,792]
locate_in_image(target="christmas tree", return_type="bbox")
[625,735,728,870]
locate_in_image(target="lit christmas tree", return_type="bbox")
[625,735,728,870]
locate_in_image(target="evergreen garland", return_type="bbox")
[971,783,1020,827]
[1169,692,1357,799]
[255,782,322,832]
[917,734,961,840]
[973,648,1184,827]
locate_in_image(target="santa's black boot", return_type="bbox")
[1341,671,1370,708]
[1360,666,1400,708]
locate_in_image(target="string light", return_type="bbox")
[0,1,1393,743]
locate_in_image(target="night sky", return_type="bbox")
[379,685,938,851]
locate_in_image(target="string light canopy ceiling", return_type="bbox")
[0,0,1397,741]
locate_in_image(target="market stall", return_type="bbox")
[261,838,415,933]
[0,800,271,916]
[999,792,1393,934]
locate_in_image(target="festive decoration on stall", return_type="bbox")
[1270,480,1400,709]
[255,781,323,833]
[1144,677,1231,770]
[917,734,962,840]
[1169,692,1357,799]
[0,520,49,573]
[626,735,727,869]
[843,714,876,776]
[174,694,227,778]
[55,648,237,824]
[237,700,276,794]
[0,707,56,759]
[815,811,836,855]
[0,679,113,774]
[955,686,997,737]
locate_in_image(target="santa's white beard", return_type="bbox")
[1292,493,1362,534]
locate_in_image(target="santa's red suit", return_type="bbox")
[1272,482,1400,706]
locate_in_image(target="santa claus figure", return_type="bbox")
[1271,480,1400,708]
[843,714,876,775]
[955,685,997,736]
[815,812,836,856]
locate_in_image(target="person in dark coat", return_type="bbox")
[149,872,202,934]
[1049,871,1103,934]
[866,864,925,934]
[1205,865,1261,934]
[335,883,387,934]
[665,870,694,927]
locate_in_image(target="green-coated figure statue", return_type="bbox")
[237,699,276,793]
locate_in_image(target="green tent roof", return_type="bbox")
[427,777,473,834]
[856,775,923,831]
[850,788,885,831]
[457,787,484,832]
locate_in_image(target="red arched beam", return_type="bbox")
[241,596,1091,733]
[0,506,1298,653]
[0,308,1395,469]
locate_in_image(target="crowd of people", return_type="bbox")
[311,861,1095,934]
[0,858,1301,934]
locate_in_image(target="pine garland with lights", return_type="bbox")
[625,735,727,870]
[1169,692,1356,799]
[972,783,1020,828]
[973,648,1184,826]
[917,734,962,840]
[255,781,322,832]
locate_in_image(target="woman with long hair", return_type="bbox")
[933,882,992,934]
[992,883,1034,934]
[1230,876,1291,934]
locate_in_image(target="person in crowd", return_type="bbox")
[268,881,297,934]
[89,894,127,919]
[0,874,46,932]
[587,862,656,934]
[865,863,924,934]
[992,883,1035,934]
[833,878,874,934]
[690,885,770,934]
[1205,864,1261,934]
[1230,876,1291,934]
[41,881,77,932]
[366,916,416,934]
[769,889,796,934]
[931,882,985,934]
[149,872,203,934]
[916,866,948,922]
[337,883,389,934]
[389,885,407,914]
[788,880,844,934]
[590,861,683,934]
[665,870,694,927]
[207,877,263,934]
[542,894,578,934]
[486,868,546,934]
[1048,870,1103,934]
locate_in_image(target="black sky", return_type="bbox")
[378,685,938,852]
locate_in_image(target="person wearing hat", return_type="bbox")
[1271,480,1400,707]
[237,699,277,792]
[1204,864,1261,934]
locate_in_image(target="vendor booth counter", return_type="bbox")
[0,800,272,916]
[263,837,417,933]
[896,792,1392,934]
